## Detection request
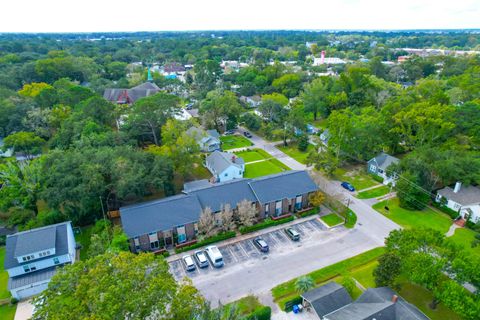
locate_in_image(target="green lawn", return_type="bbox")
[0,247,10,300]
[341,258,462,320]
[399,282,462,320]
[244,159,290,178]
[356,185,391,199]
[0,304,16,320]
[350,260,378,288]
[277,143,314,164]
[74,225,94,260]
[333,167,379,191]
[234,149,270,163]
[220,135,253,150]
[373,198,452,233]
[320,213,344,227]
[272,247,385,308]
[449,228,480,258]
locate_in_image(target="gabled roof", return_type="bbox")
[249,171,318,203]
[324,287,429,320]
[4,222,71,270]
[206,151,244,175]
[437,185,480,206]
[190,179,256,213]
[302,282,352,317]
[8,267,57,290]
[186,127,220,146]
[120,194,203,238]
[14,227,56,258]
[103,82,161,104]
[120,170,318,237]
[369,153,400,171]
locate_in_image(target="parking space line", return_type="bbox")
[227,246,239,263]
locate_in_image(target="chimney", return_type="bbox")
[454,182,462,193]
[231,155,236,163]
[392,295,398,303]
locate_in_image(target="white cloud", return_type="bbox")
[0,0,478,32]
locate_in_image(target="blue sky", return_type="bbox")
[1,0,478,32]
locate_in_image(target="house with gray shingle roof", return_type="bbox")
[206,151,244,183]
[186,126,221,152]
[120,170,318,252]
[367,152,400,185]
[436,182,480,222]
[4,222,76,300]
[302,283,429,320]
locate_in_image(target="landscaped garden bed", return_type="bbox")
[174,231,236,253]
[239,216,295,234]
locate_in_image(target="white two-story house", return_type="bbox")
[4,222,77,300]
[205,151,245,183]
[436,182,480,223]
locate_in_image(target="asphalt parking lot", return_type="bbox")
[169,218,327,281]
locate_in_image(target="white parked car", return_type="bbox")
[194,250,209,268]
[182,255,196,272]
[205,246,224,268]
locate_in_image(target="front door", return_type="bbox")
[164,230,173,247]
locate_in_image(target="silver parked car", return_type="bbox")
[182,255,196,272]
[194,250,209,268]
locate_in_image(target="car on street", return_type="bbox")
[224,129,235,135]
[253,237,269,252]
[182,255,196,272]
[341,181,355,192]
[205,245,224,268]
[243,131,252,138]
[194,250,209,268]
[284,227,300,241]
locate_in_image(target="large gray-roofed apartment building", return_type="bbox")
[120,170,318,252]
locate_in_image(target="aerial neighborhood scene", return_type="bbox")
[1,1,480,319]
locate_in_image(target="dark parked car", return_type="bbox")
[253,237,269,252]
[243,131,252,138]
[341,181,355,192]
[224,129,235,135]
[284,227,300,241]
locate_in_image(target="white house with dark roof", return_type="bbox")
[205,151,244,183]
[4,222,76,300]
[436,182,480,222]
[367,152,400,185]
[186,126,221,152]
[120,170,318,252]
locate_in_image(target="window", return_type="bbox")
[265,204,269,214]
[46,251,50,255]
[23,265,30,273]
[150,241,160,249]
[275,201,282,215]
[53,257,60,265]
[134,237,140,250]
[26,256,31,261]
[370,164,377,172]
[30,266,37,271]
[22,257,27,262]
[224,173,228,177]
[295,195,302,210]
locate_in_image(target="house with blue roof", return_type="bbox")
[120,170,318,253]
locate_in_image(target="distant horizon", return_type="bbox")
[0,28,479,35]
[1,0,478,33]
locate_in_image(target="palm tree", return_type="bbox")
[295,276,315,293]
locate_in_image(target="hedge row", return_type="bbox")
[431,202,459,219]
[239,216,295,235]
[243,306,272,320]
[297,207,319,218]
[174,231,236,253]
[283,296,302,312]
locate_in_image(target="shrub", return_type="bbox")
[10,298,18,305]
[343,209,357,228]
[244,306,271,320]
[283,296,303,312]
[341,276,356,297]
[370,174,384,183]
[239,216,294,234]
[297,134,309,152]
[297,207,319,218]
[162,251,170,258]
[431,202,459,219]
[174,231,236,253]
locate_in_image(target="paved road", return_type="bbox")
[188,129,400,307]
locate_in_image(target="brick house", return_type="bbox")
[120,170,318,253]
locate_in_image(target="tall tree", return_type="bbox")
[3,131,45,158]
[126,92,181,145]
[33,251,205,320]
[199,90,242,131]
[237,199,257,227]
